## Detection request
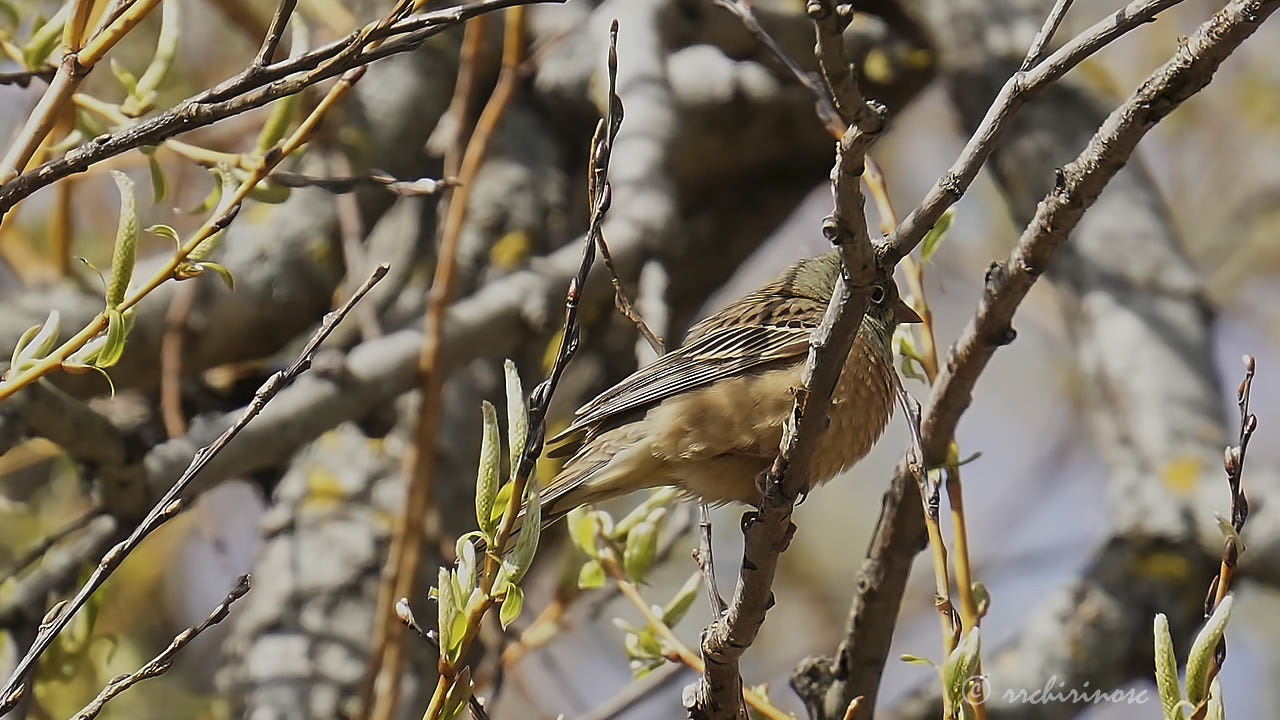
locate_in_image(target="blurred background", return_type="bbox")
[0,0,1277,718]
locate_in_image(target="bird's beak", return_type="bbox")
[895,300,923,324]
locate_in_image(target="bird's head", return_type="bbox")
[790,251,922,341]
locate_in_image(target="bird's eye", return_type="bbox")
[870,284,886,304]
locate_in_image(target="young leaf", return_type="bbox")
[900,654,937,667]
[146,224,181,248]
[109,58,138,94]
[95,309,127,368]
[500,585,524,629]
[567,506,600,559]
[143,148,167,203]
[23,7,66,70]
[1205,677,1225,720]
[661,572,700,627]
[504,483,540,584]
[188,166,238,261]
[1153,614,1186,720]
[440,667,473,720]
[578,559,605,589]
[436,568,458,661]
[9,309,60,371]
[622,519,658,583]
[456,537,477,599]
[1185,596,1233,706]
[941,628,982,716]
[106,171,139,307]
[476,401,500,539]
[121,0,180,116]
[504,359,527,479]
[196,262,236,290]
[920,207,956,262]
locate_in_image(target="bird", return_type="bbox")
[535,250,921,523]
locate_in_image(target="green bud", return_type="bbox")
[500,585,524,629]
[920,207,955,262]
[476,401,500,539]
[623,519,658,583]
[1153,614,1185,720]
[504,359,527,481]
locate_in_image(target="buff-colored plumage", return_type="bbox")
[540,251,919,521]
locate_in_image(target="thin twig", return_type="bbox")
[694,503,727,616]
[0,507,104,582]
[595,230,665,355]
[579,661,689,720]
[252,0,300,68]
[0,0,564,218]
[68,575,251,720]
[1198,355,1257,706]
[881,0,1186,263]
[0,265,389,711]
[687,5,884,710]
[813,1,1280,715]
[269,170,456,195]
[1021,0,1076,70]
[711,0,842,136]
[159,284,197,438]
[393,602,492,720]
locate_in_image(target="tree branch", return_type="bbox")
[796,0,1279,715]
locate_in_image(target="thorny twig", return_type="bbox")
[0,265,389,711]
[69,575,252,720]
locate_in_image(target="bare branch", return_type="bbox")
[880,0,1185,264]
[800,0,1279,715]
[1020,0,1075,70]
[0,0,563,219]
[69,575,251,720]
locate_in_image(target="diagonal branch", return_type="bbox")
[878,0,1186,265]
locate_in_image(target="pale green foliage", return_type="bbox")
[1185,596,1233,706]
[1154,614,1185,720]
[8,310,60,376]
[475,401,501,540]
[920,207,956,262]
[1152,596,1234,719]
[941,627,981,718]
[120,0,181,116]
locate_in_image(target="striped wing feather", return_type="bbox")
[548,322,815,449]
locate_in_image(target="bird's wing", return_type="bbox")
[549,322,815,444]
